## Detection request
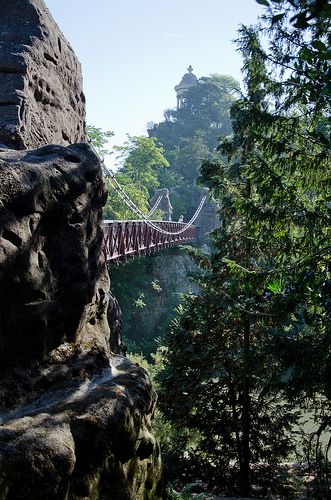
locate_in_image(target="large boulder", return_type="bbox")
[0,346,163,500]
[0,143,108,367]
[0,0,86,149]
[0,144,163,499]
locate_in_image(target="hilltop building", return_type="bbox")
[174,65,199,109]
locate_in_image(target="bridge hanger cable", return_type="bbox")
[107,165,206,235]
[87,138,206,235]
[105,178,162,219]
[108,174,206,235]
[147,195,162,218]
[87,139,163,220]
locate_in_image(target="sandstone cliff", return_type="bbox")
[0,0,163,497]
[0,0,86,149]
[0,143,163,499]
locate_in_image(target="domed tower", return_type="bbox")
[174,65,198,110]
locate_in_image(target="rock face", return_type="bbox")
[0,144,163,499]
[0,2,163,497]
[195,196,220,240]
[0,0,86,149]
[108,292,126,355]
[0,143,109,367]
[0,346,162,500]
[150,188,173,221]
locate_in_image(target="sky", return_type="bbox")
[45,0,264,158]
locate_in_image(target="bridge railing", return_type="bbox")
[102,220,197,262]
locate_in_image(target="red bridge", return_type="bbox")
[102,220,197,262]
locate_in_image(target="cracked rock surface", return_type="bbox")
[0,144,163,499]
[0,0,86,149]
[0,143,109,366]
[0,345,162,500]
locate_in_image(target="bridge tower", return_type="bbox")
[174,65,198,110]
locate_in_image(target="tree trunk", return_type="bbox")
[240,315,251,496]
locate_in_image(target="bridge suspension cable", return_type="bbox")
[147,195,162,218]
[88,138,162,220]
[108,174,206,235]
[87,138,206,236]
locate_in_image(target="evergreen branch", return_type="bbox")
[223,245,331,278]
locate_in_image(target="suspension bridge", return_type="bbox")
[98,148,206,262]
[102,220,198,262]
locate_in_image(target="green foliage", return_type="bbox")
[148,74,239,220]
[86,124,114,158]
[256,0,331,30]
[133,292,146,309]
[104,173,150,220]
[104,135,168,219]
[151,279,162,293]
[149,74,238,150]
[110,251,195,357]
[158,287,299,488]
[167,483,211,500]
[109,74,238,359]
[110,258,155,339]
[114,135,169,195]
[176,74,239,145]
[172,132,211,185]
[158,0,330,495]
[128,348,187,453]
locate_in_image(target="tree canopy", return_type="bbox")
[148,73,239,220]
[86,124,114,158]
[149,74,238,151]
[158,0,331,495]
[104,135,169,220]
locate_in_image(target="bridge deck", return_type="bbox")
[102,220,196,262]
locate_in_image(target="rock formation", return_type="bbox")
[0,140,163,500]
[0,144,109,368]
[108,292,126,355]
[195,193,220,240]
[0,0,86,150]
[0,1,163,498]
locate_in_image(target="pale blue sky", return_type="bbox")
[45,0,264,152]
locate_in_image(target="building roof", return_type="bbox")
[175,65,199,96]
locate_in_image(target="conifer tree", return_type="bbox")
[158,0,330,494]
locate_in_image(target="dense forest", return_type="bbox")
[91,0,331,497]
